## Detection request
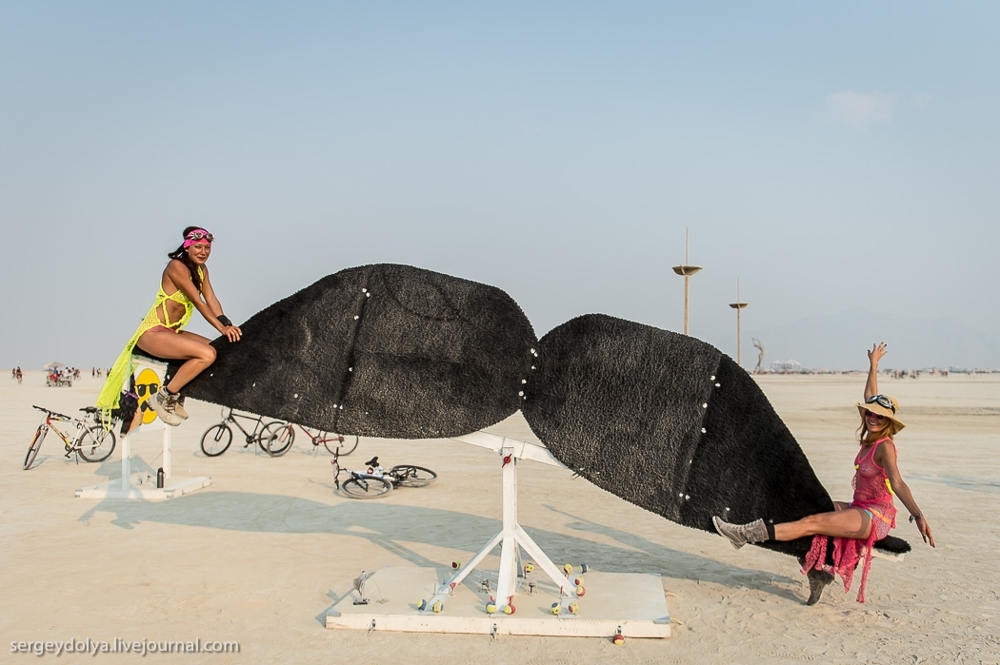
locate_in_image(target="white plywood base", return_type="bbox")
[76,474,211,501]
[327,566,671,639]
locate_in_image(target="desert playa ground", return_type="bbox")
[2,371,998,664]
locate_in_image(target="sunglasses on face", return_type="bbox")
[865,394,895,413]
[136,383,160,397]
[186,230,214,242]
[864,409,886,421]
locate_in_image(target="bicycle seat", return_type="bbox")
[364,456,379,467]
[80,406,100,414]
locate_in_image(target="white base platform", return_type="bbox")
[327,565,671,639]
[75,474,212,501]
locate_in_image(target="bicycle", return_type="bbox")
[199,408,287,457]
[331,451,437,499]
[24,405,117,470]
[262,422,359,457]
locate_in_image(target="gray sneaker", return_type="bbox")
[712,516,768,550]
[149,387,183,426]
[171,393,189,420]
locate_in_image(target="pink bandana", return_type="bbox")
[182,229,214,249]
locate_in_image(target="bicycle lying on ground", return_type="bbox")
[263,422,359,457]
[199,408,287,457]
[331,451,437,499]
[24,405,117,470]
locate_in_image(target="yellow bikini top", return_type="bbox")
[95,265,204,421]
[152,266,204,329]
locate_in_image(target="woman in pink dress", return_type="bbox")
[712,343,935,603]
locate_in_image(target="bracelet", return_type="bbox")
[909,513,922,522]
[218,314,233,327]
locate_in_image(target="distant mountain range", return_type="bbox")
[745,308,999,371]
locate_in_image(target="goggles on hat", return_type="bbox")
[865,394,895,413]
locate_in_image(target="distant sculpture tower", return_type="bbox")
[671,229,702,335]
[752,338,765,374]
[729,279,748,366]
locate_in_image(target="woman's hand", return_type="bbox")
[223,325,242,343]
[868,342,887,366]
[915,515,935,547]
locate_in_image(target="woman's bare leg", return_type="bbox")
[774,507,872,541]
[136,330,216,393]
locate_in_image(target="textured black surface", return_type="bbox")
[180,272,909,559]
[522,314,908,559]
[182,264,536,438]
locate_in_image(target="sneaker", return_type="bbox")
[712,516,768,550]
[149,387,183,426]
[172,393,189,420]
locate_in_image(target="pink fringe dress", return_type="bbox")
[801,437,898,603]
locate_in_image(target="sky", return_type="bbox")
[2,2,998,370]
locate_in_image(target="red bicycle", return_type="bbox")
[262,422,358,458]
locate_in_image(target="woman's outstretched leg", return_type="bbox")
[713,508,872,549]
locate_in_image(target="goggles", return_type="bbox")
[185,229,214,243]
[865,394,895,413]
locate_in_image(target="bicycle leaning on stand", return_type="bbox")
[24,405,117,470]
[263,422,359,457]
[199,408,287,457]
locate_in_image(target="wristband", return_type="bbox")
[218,314,233,327]
[909,513,922,522]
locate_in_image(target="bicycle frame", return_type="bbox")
[291,423,338,446]
[42,414,82,454]
[222,408,271,444]
[261,421,357,458]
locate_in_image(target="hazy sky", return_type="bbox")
[3,2,998,369]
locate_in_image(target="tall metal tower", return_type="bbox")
[671,229,702,336]
[729,279,748,366]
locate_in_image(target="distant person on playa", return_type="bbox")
[96,227,242,426]
[712,343,934,603]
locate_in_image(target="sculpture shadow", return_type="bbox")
[77,491,802,602]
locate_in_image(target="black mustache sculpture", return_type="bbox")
[180,263,909,602]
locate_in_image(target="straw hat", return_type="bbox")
[856,394,906,432]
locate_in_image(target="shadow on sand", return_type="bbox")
[77,489,806,604]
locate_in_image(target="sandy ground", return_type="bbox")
[2,370,998,664]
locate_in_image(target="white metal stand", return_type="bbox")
[327,431,672,639]
[76,425,212,500]
[426,435,577,612]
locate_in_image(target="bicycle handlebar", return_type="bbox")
[32,405,73,421]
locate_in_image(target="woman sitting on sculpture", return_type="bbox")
[97,227,241,426]
[712,343,934,603]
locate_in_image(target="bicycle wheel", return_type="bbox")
[24,426,47,470]
[76,425,116,462]
[323,433,359,456]
[340,476,393,499]
[389,465,437,487]
[200,423,233,457]
[261,422,294,457]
